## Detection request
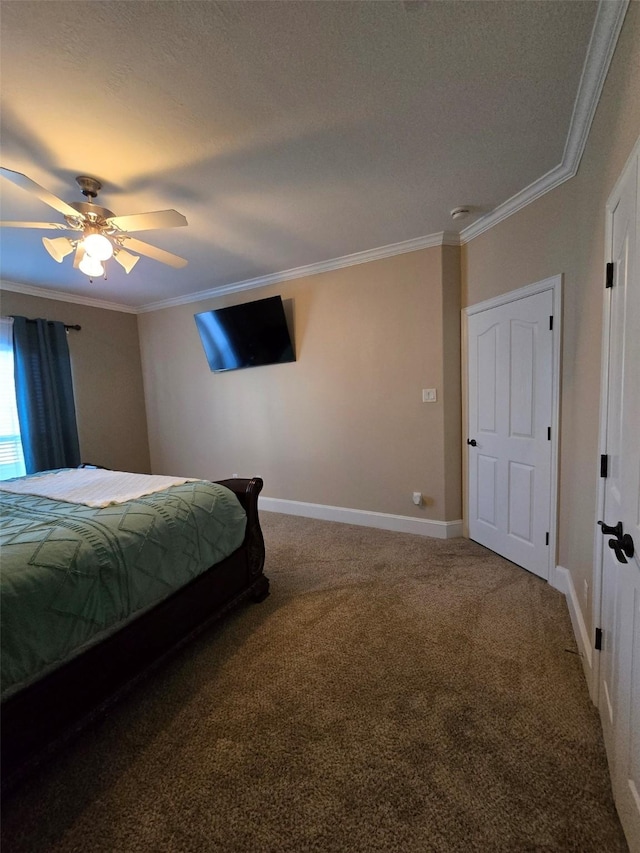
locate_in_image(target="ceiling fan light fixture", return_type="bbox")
[42,236,75,263]
[83,230,113,261]
[114,249,140,274]
[78,253,105,277]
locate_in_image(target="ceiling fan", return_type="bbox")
[0,167,188,280]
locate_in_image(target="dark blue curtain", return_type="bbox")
[12,316,81,474]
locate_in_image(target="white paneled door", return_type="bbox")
[598,142,640,851]
[467,284,556,579]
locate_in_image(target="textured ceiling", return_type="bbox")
[0,1,601,309]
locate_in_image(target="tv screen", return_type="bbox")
[194,295,295,373]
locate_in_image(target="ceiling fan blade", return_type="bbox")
[1,167,79,218]
[1,220,72,230]
[120,236,188,268]
[114,249,140,274]
[106,209,188,232]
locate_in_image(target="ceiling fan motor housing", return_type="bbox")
[65,200,116,229]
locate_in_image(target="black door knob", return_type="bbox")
[467,439,477,447]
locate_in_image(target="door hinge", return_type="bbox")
[595,627,603,651]
[606,262,614,289]
[600,454,608,478]
[547,426,551,441]
[549,315,554,331]
[545,531,549,546]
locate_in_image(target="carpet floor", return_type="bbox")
[1,512,629,852]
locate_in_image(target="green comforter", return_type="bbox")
[0,480,247,700]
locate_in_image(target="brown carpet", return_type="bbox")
[1,513,628,852]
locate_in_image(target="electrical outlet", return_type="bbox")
[413,492,422,506]
[422,388,437,403]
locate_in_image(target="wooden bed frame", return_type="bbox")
[1,477,268,794]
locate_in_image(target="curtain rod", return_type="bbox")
[22,319,81,332]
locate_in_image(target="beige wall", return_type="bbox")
[0,289,151,474]
[462,6,640,626]
[441,245,462,520]
[139,247,462,521]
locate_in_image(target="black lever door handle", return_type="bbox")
[467,439,477,447]
[598,520,623,538]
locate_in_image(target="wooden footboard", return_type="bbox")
[1,477,268,794]
[215,477,266,580]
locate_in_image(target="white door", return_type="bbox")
[598,143,640,850]
[467,286,555,579]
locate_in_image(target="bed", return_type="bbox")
[0,468,268,791]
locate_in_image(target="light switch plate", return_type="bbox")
[422,388,437,403]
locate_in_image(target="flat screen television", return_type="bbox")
[194,295,295,373]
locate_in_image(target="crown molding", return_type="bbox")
[138,231,460,313]
[0,279,136,314]
[460,0,629,244]
[561,0,629,171]
[459,161,571,243]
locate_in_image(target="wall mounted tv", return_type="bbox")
[194,295,295,373]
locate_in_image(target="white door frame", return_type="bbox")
[592,136,640,706]
[462,275,562,583]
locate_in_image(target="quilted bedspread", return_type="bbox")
[0,480,247,700]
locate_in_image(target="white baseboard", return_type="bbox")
[555,564,595,700]
[259,496,464,539]
[548,563,569,593]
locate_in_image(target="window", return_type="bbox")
[0,317,26,479]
